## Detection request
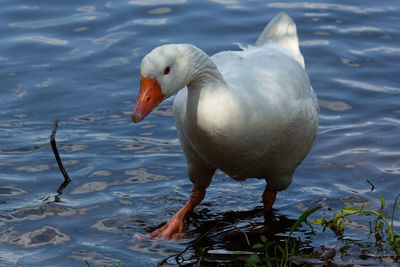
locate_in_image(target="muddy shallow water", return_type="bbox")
[1,0,400,266]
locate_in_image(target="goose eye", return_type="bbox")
[163,66,170,75]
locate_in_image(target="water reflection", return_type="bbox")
[17,5,39,10]
[339,57,360,67]
[79,31,136,51]
[266,2,384,13]
[123,168,171,183]
[68,167,172,195]
[207,0,245,9]
[133,18,168,25]
[149,7,172,14]
[319,121,374,135]
[0,204,76,223]
[339,26,380,33]
[300,186,331,196]
[70,250,122,266]
[35,78,54,88]
[0,226,70,248]
[0,186,26,197]
[321,148,379,159]
[73,26,88,32]
[15,35,68,45]
[300,40,329,46]
[90,170,112,177]
[9,5,108,29]
[318,99,351,112]
[173,209,299,265]
[92,217,125,233]
[71,181,108,195]
[359,46,400,54]
[129,0,186,5]
[0,144,46,154]
[334,183,371,195]
[15,164,51,173]
[334,78,400,93]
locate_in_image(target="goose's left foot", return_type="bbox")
[147,186,206,239]
[262,186,277,212]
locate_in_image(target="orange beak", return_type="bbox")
[131,76,164,123]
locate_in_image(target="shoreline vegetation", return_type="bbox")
[159,193,400,267]
[84,193,399,267]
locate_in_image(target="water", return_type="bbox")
[1,0,399,266]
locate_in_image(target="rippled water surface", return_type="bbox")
[1,0,400,266]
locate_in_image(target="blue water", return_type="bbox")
[1,0,399,266]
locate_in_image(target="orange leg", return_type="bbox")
[262,186,277,212]
[148,186,206,239]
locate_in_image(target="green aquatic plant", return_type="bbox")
[313,193,400,260]
[195,246,207,267]
[247,206,321,267]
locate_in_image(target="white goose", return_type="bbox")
[131,12,319,239]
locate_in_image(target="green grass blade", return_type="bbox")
[289,206,321,238]
[252,243,264,249]
[341,206,359,215]
[379,195,386,210]
[391,192,400,228]
[260,235,267,244]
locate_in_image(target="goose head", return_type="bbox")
[131,44,204,123]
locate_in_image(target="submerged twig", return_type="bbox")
[50,120,71,183]
[367,179,375,192]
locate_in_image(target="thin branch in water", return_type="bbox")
[50,119,71,183]
[366,179,375,192]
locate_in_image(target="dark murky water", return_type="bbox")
[1,0,399,266]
